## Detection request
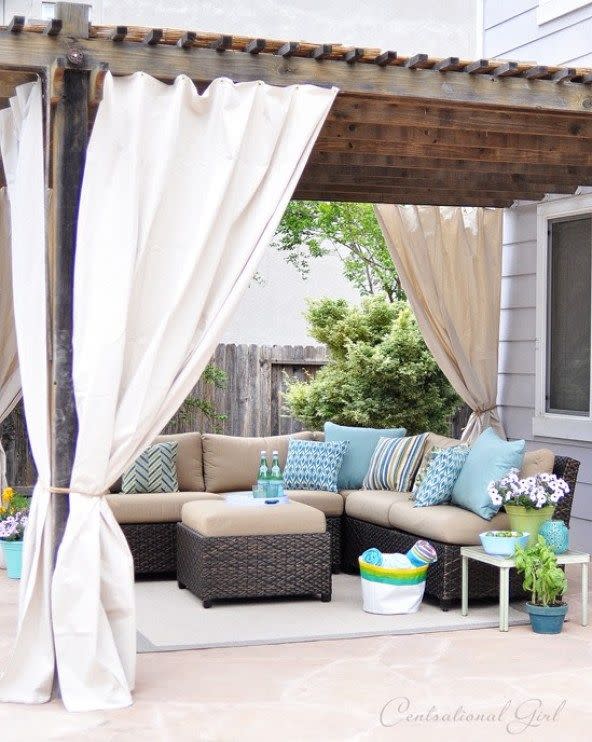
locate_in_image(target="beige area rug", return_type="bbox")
[136,574,529,652]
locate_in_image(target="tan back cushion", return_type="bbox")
[416,432,462,471]
[202,431,315,493]
[110,431,205,493]
[520,448,555,478]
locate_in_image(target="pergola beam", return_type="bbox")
[0,29,592,113]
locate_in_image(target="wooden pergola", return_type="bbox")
[1,1,592,544]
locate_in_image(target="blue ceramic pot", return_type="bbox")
[539,520,569,554]
[525,602,568,634]
[1,539,23,579]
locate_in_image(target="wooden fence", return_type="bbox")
[1,342,469,485]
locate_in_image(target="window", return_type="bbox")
[535,196,592,440]
[537,0,592,25]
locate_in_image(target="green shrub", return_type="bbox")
[284,296,460,433]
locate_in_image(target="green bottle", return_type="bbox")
[270,450,282,480]
[257,450,269,495]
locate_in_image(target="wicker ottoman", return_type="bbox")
[177,500,332,607]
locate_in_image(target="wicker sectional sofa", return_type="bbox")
[106,429,580,609]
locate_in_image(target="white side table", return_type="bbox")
[460,546,590,632]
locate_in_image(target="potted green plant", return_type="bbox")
[0,487,29,579]
[488,470,569,546]
[514,536,568,634]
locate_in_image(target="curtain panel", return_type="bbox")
[0,81,56,703]
[1,72,337,711]
[375,204,505,443]
[0,189,21,490]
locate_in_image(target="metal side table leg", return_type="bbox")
[461,554,468,617]
[582,561,589,627]
[499,567,510,632]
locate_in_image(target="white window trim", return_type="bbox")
[537,0,592,25]
[534,194,592,441]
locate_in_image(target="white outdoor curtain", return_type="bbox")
[0,189,21,489]
[375,204,505,443]
[0,71,336,711]
[0,81,56,702]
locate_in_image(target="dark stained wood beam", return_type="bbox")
[143,29,163,46]
[344,48,365,64]
[8,15,25,33]
[553,67,576,82]
[405,53,430,70]
[177,32,196,50]
[245,38,266,54]
[433,57,461,72]
[276,41,299,58]
[319,120,590,157]
[464,59,491,74]
[311,44,332,60]
[209,34,232,52]
[109,25,128,42]
[292,189,515,207]
[329,96,592,139]
[1,32,592,112]
[44,18,63,36]
[299,164,581,194]
[374,50,397,66]
[493,62,519,78]
[307,150,592,183]
[313,135,592,166]
[524,65,549,79]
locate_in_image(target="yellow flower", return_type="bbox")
[1,487,14,507]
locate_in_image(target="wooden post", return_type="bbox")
[50,2,91,559]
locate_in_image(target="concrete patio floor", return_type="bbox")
[0,566,591,741]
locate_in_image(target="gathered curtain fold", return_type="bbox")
[374,204,505,443]
[0,71,337,711]
[0,189,21,490]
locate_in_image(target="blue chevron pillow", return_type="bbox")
[283,439,349,492]
[122,441,179,494]
[413,445,469,507]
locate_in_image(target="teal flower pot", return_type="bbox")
[539,520,569,554]
[525,602,568,634]
[1,539,23,579]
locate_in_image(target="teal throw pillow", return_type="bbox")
[283,439,349,493]
[122,441,179,494]
[324,422,406,490]
[451,428,525,519]
[363,433,428,492]
[414,445,470,507]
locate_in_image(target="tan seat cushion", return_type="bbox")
[202,431,314,493]
[520,449,554,478]
[387,499,510,545]
[285,490,344,516]
[107,491,221,524]
[181,500,326,537]
[110,431,205,493]
[345,490,410,527]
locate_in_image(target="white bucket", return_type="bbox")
[359,558,428,615]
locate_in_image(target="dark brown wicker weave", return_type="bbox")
[122,514,342,576]
[341,456,580,610]
[120,522,177,576]
[176,522,332,607]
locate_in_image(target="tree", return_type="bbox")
[274,201,404,302]
[283,296,460,434]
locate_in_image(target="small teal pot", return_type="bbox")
[539,520,569,554]
[525,602,568,634]
[1,539,23,579]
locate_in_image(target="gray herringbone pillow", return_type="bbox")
[121,441,179,494]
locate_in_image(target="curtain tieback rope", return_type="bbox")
[473,404,498,415]
[47,486,103,496]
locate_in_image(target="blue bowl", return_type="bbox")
[479,531,529,556]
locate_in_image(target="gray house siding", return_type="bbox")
[483,0,592,549]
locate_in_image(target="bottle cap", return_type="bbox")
[272,450,279,455]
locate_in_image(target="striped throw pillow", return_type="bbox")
[122,441,179,494]
[363,434,428,492]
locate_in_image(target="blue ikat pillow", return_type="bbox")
[283,439,349,493]
[414,445,470,507]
